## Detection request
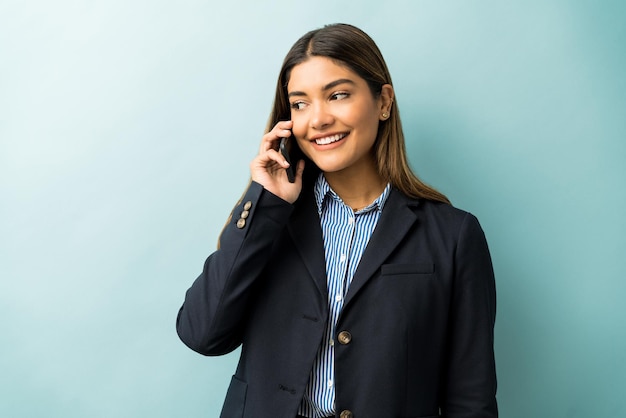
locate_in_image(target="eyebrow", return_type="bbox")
[288,78,356,98]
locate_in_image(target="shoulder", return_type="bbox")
[394,188,472,220]
[394,190,484,238]
[418,197,468,218]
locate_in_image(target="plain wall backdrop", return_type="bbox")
[1,1,625,417]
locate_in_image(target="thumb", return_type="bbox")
[295,159,306,181]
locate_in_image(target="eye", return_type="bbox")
[330,91,350,101]
[290,101,307,110]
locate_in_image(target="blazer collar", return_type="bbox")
[287,187,421,306]
[343,188,420,307]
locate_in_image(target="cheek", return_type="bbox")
[341,103,378,131]
[363,104,384,132]
[295,136,312,159]
[291,125,309,153]
[291,119,307,141]
[351,113,380,140]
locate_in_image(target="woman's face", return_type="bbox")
[287,56,392,176]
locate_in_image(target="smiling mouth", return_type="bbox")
[313,133,348,145]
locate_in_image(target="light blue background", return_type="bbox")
[1,1,625,417]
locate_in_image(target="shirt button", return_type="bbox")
[327,379,333,388]
[329,339,334,346]
[348,217,354,224]
[340,254,346,262]
[338,331,352,345]
[335,293,342,302]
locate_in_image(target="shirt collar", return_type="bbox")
[313,173,392,215]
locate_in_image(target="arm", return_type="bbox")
[176,182,294,355]
[443,213,498,417]
[176,121,305,356]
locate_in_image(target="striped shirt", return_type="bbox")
[298,174,391,418]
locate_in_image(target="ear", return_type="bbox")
[378,84,395,120]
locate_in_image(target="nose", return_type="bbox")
[310,102,334,130]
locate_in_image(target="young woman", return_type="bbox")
[177,23,497,418]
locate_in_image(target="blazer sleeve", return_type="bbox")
[176,181,294,356]
[444,213,498,418]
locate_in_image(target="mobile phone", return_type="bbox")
[279,135,300,183]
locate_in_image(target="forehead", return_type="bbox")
[287,56,363,92]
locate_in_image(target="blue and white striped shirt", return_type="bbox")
[298,174,392,418]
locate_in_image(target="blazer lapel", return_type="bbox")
[287,188,328,301]
[343,189,420,307]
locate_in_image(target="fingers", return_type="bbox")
[259,120,293,153]
[266,148,289,168]
[250,148,289,179]
[250,120,305,203]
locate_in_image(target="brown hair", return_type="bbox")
[268,23,450,204]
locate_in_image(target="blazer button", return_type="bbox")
[337,331,352,345]
[243,201,252,211]
[340,410,353,418]
[236,218,246,229]
[240,209,250,219]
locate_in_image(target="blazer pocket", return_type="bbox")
[219,375,247,418]
[381,262,435,276]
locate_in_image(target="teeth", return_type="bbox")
[315,133,346,145]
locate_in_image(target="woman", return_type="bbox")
[177,23,497,418]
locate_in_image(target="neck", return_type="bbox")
[323,160,386,211]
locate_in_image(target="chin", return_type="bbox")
[308,159,347,174]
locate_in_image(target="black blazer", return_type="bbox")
[177,181,497,418]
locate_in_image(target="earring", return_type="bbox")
[382,112,389,119]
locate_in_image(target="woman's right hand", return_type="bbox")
[250,120,305,204]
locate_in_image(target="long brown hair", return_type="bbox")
[268,23,449,204]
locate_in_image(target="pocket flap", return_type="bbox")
[381,262,435,275]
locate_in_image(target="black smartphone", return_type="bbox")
[279,135,300,183]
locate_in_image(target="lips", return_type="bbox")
[312,133,347,145]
